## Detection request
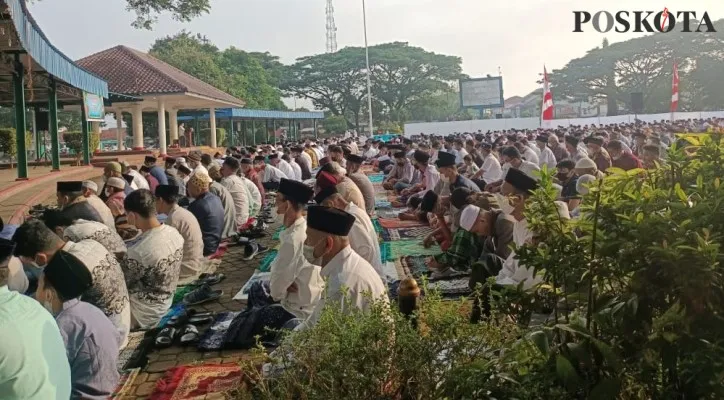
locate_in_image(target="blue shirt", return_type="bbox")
[149,165,169,185]
[0,286,71,399]
[56,299,120,400]
[188,191,225,256]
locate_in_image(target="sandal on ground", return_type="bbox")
[183,284,223,306]
[179,324,200,345]
[167,310,189,327]
[190,273,226,287]
[155,327,178,348]
[188,311,214,325]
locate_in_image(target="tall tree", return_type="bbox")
[126,0,210,29]
[149,31,286,110]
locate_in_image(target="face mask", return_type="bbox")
[494,193,515,215]
[303,239,325,266]
[104,189,113,197]
[30,261,47,269]
[441,175,450,183]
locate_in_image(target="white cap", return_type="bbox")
[82,180,98,193]
[554,201,571,220]
[575,157,597,170]
[106,177,126,190]
[459,205,481,232]
[576,174,596,195]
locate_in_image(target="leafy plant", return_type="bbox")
[62,132,84,165]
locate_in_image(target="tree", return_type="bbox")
[125,0,210,29]
[322,115,348,135]
[149,31,285,110]
[549,19,724,115]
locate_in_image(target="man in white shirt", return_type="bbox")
[486,146,540,193]
[314,186,383,277]
[220,158,252,228]
[471,143,503,188]
[514,142,539,165]
[297,205,388,330]
[247,179,323,331]
[270,153,296,181]
[285,154,303,181]
[121,162,149,191]
[188,153,208,176]
[81,180,116,230]
[535,135,557,171]
[254,156,288,191]
[453,139,469,166]
[363,141,379,159]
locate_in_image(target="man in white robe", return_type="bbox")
[219,158,251,229]
[81,180,116,230]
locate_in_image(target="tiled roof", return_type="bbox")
[76,45,244,107]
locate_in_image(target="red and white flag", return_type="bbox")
[541,66,554,126]
[670,61,679,113]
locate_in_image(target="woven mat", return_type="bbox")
[258,250,278,273]
[382,226,437,241]
[149,363,243,400]
[378,218,427,229]
[110,367,141,398]
[426,278,471,297]
[197,311,239,351]
[233,270,271,301]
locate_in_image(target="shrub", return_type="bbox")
[0,128,33,167]
[200,127,227,148]
[63,131,83,164]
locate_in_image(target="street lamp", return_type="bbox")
[362,0,374,135]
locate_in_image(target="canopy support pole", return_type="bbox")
[13,55,28,180]
[48,77,60,171]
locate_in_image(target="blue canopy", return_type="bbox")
[178,108,324,121]
[7,0,108,98]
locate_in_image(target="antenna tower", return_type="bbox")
[325,0,338,53]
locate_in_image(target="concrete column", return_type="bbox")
[169,109,179,145]
[209,107,217,148]
[158,99,167,155]
[91,121,102,152]
[115,110,125,150]
[132,104,144,150]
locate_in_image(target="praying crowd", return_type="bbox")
[0,116,718,399]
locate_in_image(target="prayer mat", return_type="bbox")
[378,218,427,229]
[117,332,145,372]
[387,193,399,202]
[426,278,471,297]
[383,226,437,241]
[399,255,430,279]
[375,200,392,209]
[110,367,140,398]
[382,261,400,282]
[376,208,408,219]
[372,218,383,234]
[157,304,186,329]
[117,330,156,372]
[380,242,391,263]
[197,312,240,351]
[172,286,194,305]
[272,225,285,240]
[233,270,272,301]
[258,250,278,273]
[368,174,385,183]
[388,240,441,261]
[149,363,243,400]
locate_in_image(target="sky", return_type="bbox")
[28,0,724,100]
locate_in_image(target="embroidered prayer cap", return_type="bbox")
[81,180,98,193]
[316,171,339,190]
[459,205,481,232]
[207,163,221,180]
[504,168,538,195]
[106,177,126,190]
[279,178,314,204]
[44,250,93,300]
[144,155,157,163]
[345,154,365,164]
[155,185,180,199]
[307,205,355,236]
[107,162,122,173]
[413,150,430,164]
[314,185,338,205]
[178,165,192,175]
[420,190,439,213]
[57,181,83,193]
[187,153,202,162]
[189,172,213,191]
[435,151,456,168]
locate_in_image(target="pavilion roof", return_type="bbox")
[76,45,245,107]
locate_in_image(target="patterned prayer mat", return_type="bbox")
[197,312,239,351]
[368,174,385,183]
[376,208,408,219]
[117,330,155,372]
[375,200,392,209]
[110,367,141,398]
[149,363,243,400]
[399,255,431,279]
[382,226,437,241]
[426,278,471,297]
[382,261,400,282]
[378,218,427,229]
[233,270,272,301]
[372,218,383,235]
[258,250,278,273]
[388,240,441,261]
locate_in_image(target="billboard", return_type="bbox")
[83,92,105,121]
[459,77,504,109]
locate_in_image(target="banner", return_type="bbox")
[83,92,105,121]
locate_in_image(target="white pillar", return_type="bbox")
[115,110,125,151]
[209,107,217,148]
[91,121,102,152]
[132,104,144,150]
[169,109,179,145]
[158,99,167,155]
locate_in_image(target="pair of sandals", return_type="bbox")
[183,283,224,306]
[155,309,213,347]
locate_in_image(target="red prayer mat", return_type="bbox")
[378,218,427,229]
[150,363,243,400]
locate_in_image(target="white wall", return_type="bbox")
[404,111,724,136]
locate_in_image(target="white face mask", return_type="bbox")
[43,300,55,315]
[441,175,450,183]
[494,193,516,215]
[303,239,325,266]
